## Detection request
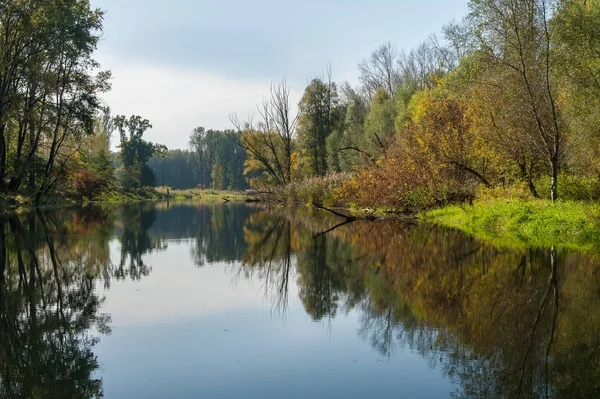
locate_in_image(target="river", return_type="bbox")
[0,201,597,398]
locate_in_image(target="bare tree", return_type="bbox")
[230,79,298,186]
[358,42,402,99]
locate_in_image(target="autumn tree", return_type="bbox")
[468,0,565,201]
[231,80,298,187]
[0,0,110,202]
[358,42,402,99]
[0,1,109,198]
[408,80,490,190]
[553,0,600,176]
[465,63,544,196]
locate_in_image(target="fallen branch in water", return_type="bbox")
[312,202,378,221]
[313,219,356,238]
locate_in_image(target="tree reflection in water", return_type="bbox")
[0,204,163,398]
[0,209,110,398]
[239,208,600,399]
[0,202,599,398]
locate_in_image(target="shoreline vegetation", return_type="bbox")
[3,180,600,252]
[2,1,600,253]
[0,188,250,212]
[425,199,600,252]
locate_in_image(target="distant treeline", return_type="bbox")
[149,128,248,190]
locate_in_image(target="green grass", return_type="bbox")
[424,198,600,251]
[94,187,166,202]
[0,187,254,212]
[154,187,249,201]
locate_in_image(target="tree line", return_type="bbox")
[3,0,599,205]
[149,128,247,190]
[0,1,168,202]
[232,0,600,208]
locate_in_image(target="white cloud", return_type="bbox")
[98,53,303,150]
[101,241,299,326]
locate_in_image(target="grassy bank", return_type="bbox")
[154,187,249,201]
[0,192,82,212]
[424,199,600,251]
[0,187,252,212]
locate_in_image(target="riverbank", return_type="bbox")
[424,199,600,251]
[154,187,250,202]
[6,181,600,253]
[164,185,600,253]
[0,188,252,212]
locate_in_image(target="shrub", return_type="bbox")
[338,144,448,211]
[72,168,109,200]
[475,182,535,203]
[534,174,600,201]
[281,173,351,206]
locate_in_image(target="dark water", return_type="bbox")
[1,201,599,398]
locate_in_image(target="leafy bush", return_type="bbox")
[72,169,109,200]
[534,174,600,201]
[475,182,535,203]
[337,144,448,211]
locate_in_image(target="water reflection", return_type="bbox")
[0,202,599,398]
[112,203,162,283]
[0,210,110,398]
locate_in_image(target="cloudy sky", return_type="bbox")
[91,0,469,150]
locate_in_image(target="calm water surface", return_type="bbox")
[1,201,599,398]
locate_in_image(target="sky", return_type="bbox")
[91,0,470,150]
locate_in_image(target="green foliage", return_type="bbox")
[363,88,398,156]
[426,199,600,251]
[187,127,246,190]
[115,115,165,190]
[148,149,197,189]
[0,0,109,201]
[296,78,343,176]
[535,174,600,201]
[325,85,369,172]
[211,163,225,190]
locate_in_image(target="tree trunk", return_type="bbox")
[550,159,558,203]
[0,123,6,193]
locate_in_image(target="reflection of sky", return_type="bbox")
[101,241,272,325]
[95,241,455,398]
[90,0,469,150]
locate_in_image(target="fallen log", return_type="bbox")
[312,202,378,221]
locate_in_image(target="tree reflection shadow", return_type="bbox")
[236,213,294,315]
[236,207,600,399]
[0,204,163,398]
[0,210,111,398]
[0,202,597,399]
